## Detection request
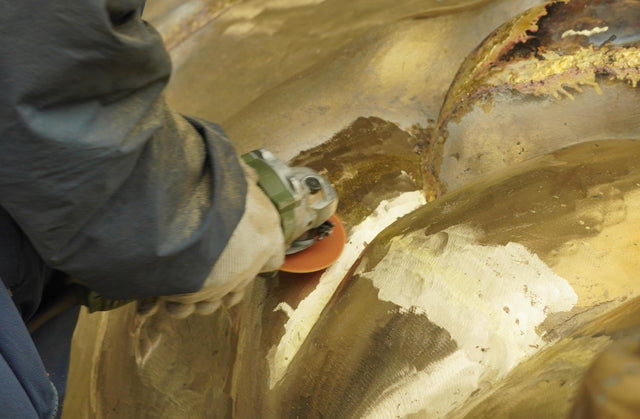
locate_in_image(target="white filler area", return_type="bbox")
[268,191,427,387]
[362,224,578,418]
[267,193,577,418]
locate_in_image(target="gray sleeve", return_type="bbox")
[0,0,247,299]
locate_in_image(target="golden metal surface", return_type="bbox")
[425,0,640,196]
[64,0,640,417]
[161,0,545,159]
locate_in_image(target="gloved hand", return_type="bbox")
[144,160,286,319]
[138,149,338,319]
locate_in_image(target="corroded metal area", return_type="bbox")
[425,0,640,195]
[64,0,640,417]
[160,0,545,159]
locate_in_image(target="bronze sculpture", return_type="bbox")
[63,0,640,417]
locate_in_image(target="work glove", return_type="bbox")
[139,149,337,319]
[146,160,286,318]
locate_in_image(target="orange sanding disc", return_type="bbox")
[279,214,346,273]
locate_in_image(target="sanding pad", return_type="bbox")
[279,214,346,273]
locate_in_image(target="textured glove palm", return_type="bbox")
[152,161,286,318]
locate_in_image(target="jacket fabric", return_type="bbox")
[0,0,247,300]
[1,1,246,415]
[0,205,52,321]
[0,284,58,418]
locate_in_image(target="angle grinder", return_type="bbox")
[241,149,345,273]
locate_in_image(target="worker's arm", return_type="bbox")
[0,1,284,300]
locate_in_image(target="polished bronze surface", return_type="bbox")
[64,1,640,417]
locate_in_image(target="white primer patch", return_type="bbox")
[267,191,427,388]
[561,26,609,39]
[362,225,578,417]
